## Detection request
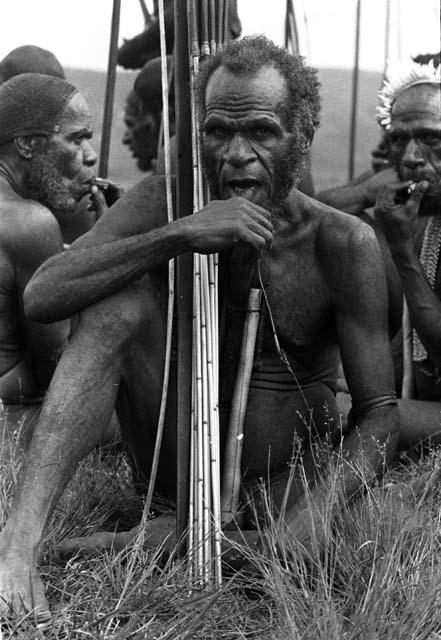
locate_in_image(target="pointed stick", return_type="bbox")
[221,288,262,525]
[99,0,121,178]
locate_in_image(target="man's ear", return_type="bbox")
[14,136,39,160]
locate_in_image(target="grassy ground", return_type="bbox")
[2,419,441,639]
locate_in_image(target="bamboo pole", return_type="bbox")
[175,0,194,553]
[348,0,362,182]
[200,0,210,58]
[383,0,391,78]
[401,297,414,399]
[143,0,175,521]
[98,0,121,178]
[217,1,225,52]
[223,0,230,44]
[221,288,262,525]
[209,0,216,56]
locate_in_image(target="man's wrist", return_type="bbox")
[389,239,416,263]
[169,217,195,253]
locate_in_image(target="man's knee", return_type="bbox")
[76,280,161,348]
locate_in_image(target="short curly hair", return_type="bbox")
[196,36,321,142]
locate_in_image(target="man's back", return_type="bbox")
[0,179,67,402]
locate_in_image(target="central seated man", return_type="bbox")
[0,36,399,618]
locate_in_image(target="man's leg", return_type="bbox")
[0,284,151,618]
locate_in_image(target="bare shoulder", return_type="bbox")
[0,197,62,264]
[293,194,386,304]
[311,197,381,266]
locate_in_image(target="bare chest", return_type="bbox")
[226,247,334,351]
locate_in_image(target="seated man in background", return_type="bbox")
[0,44,112,245]
[0,37,399,620]
[122,55,175,173]
[0,45,65,83]
[0,73,105,443]
[321,58,441,443]
[374,59,441,439]
[316,52,440,217]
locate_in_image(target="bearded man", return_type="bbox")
[373,61,441,439]
[318,60,441,442]
[0,38,399,620]
[0,73,101,442]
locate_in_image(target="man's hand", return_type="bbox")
[180,197,273,254]
[374,180,429,250]
[88,180,125,218]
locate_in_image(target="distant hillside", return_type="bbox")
[66,66,382,193]
[313,67,382,191]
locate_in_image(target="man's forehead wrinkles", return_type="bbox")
[207,93,279,108]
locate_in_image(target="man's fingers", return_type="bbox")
[408,180,429,206]
[88,186,107,217]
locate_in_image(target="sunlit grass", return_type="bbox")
[1,412,441,639]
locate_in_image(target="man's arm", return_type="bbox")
[285,220,399,547]
[316,168,398,215]
[25,177,273,323]
[12,204,70,386]
[375,180,441,367]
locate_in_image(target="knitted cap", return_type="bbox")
[0,73,78,144]
[0,45,65,84]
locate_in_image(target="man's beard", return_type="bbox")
[202,141,306,214]
[27,148,76,213]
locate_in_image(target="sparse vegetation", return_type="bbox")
[2,412,441,639]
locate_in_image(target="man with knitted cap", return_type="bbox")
[0,45,65,84]
[0,72,100,444]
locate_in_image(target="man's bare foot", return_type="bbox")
[0,543,50,621]
[55,514,177,561]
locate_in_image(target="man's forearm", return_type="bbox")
[392,246,441,367]
[285,405,399,543]
[316,183,368,215]
[24,221,190,323]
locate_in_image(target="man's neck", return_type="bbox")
[0,157,28,198]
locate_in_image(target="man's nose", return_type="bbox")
[83,140,98,167]
[223,133,256,166]
[402,139,425,169]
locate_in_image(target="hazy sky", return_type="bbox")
[0,0,439,72]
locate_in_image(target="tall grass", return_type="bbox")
[1,413,441,639]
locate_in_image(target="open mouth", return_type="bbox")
[227,178,260,199]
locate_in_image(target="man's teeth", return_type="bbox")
[231,182,257,195]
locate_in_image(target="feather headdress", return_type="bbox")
[377,60,440,129]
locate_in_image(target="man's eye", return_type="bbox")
[389,134,408,147]
[252,128,272,140]
[422,134,441,146]
[206,126,228,138]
